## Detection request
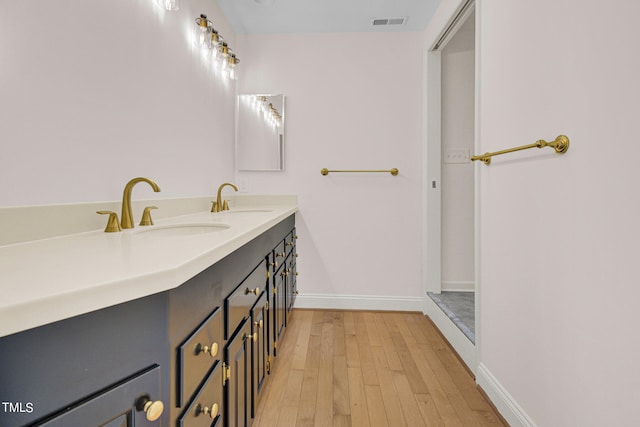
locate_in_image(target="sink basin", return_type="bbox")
[225,209,273,214]
[135,223,230,237]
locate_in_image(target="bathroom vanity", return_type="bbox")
[0,198,297,427]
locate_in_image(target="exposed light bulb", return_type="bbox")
[227,54,238,80]
[156,0,179,11]
[194,15,211,49]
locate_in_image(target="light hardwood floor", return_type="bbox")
[253,309,506,427]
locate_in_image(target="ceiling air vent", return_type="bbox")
[372,17,407,26]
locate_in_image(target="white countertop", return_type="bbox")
[0,198,297,338]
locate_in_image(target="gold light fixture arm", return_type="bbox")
[320,168,399,176]
[471,135,569,165]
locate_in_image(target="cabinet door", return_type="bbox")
[225,319,252,427]
[250,292,268,417]
[285,253,298,318]
[178,361,224,427]
[225,260,266,340]
[178,307,222,407]
[271,265,286,357]
[37,365,164,427]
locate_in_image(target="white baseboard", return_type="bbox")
[293,293,424,312]
[423,296,477,374]
[441,281,475,292]
[476,363,537,427]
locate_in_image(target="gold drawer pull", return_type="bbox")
[245,287,260,296]
[195,342,218,357]
[255,319,263,328]
[196,402,219,419]
[136,395,164,422]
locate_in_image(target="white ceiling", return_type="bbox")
[215,0,444,34]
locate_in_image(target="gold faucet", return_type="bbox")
[212,182,238,212]
[121,177,161,229]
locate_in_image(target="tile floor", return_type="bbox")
[428,291,475,343]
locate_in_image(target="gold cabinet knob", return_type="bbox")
[286,242,294,247]
[139,206,158,226]
[96,211,121,233]
[195,342,218,357]
[196,402,219,419]
[245,287,260,296]
[269,261,278,268]
[136,395,164,422]
[276,251,286,258]
[252,332,258,342]
[254,319,263,329]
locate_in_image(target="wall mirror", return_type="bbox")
[236,94,285,171]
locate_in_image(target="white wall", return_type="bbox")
[476,0,640,425]
[0,0,237,207]
[441,15,475,287]
[235,32,425,305]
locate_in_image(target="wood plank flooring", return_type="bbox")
[253,309,506,427]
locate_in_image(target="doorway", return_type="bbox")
[424,1,477,372]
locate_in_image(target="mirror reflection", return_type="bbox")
[236,94,285,171]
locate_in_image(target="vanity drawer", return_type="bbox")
[178,307,222,407]
[39,365,163,427]
[273,240,286,265]
[178,361,223,427]
[284,228,297,255]
[266,252,279,273]
[225,260,267,339]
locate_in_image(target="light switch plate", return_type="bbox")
[443,148,470,164]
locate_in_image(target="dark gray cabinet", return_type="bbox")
[285,229,298,319]
[224,318,252,427]
[0,292,169,427]
[38,366,163,427]
[178,360,223,427]
[177,307,223,407]
[250,291,268,417]
[0,214,296,427]
[170,214,296,427]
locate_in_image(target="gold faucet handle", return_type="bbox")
[222,200,230,211]
[140,206,158,226]
[97,211,122,233]
[211,201,219,213]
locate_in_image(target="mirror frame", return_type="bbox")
[235,93,285,171]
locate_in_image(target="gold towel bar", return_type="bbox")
[321,168,399,176]
[471,135,570,165]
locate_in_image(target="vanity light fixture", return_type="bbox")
[193,15,240,80]
[155,0,179,11]
[226,53,239,80]
[210,29,221,59]
[194,14,213,49]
